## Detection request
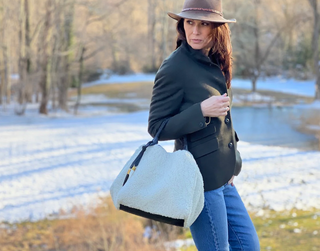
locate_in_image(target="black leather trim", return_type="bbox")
[234,150,242,176]
[235,131,240,142]
[120,204,184,227]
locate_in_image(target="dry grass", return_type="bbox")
[0,196,180,251]
[294,110,320,150]
[69,82,154,100]
[231,88,313,107]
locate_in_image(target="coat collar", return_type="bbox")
[180,40,219,67]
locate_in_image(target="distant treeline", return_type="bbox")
[0,0,319,115]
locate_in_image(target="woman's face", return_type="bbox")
[183,19,213,51]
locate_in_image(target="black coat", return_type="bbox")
[148,40,242,192]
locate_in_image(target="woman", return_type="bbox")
[148,0,260,250]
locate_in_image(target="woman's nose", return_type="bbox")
[192,25,200,35]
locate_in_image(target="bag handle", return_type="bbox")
[122,118,188,186]
[151,118,170,145]
[151,118,188,150]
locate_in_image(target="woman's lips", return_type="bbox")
[191,39,202,44]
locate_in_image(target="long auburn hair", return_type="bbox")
[176,18,233,89]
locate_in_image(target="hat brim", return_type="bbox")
[167,11,236,23]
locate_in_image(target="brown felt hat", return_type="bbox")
[168,0,236,24]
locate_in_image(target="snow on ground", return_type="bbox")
[0,109,320,223]
[232,92,275,106]
[232,77,316,97]
[82,73,317,98]
[307,125,320,131]
[82,73,155,87]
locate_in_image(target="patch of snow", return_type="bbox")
[233,92,275,105]
[307,125,320,131]
[232,77,315,97]
[164,238,195,250]
[0,110,320,223]
[0,97,141,119]
[11,74,19,80]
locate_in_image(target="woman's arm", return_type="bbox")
[148,61,207,140]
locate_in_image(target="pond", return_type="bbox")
[78,100,319,151]
[231,106,319,151]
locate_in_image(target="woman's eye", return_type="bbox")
[187,20,193,25]
[202,22,209,26]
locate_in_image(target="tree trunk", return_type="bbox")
[4,37,10,105]
[160,5,168,64]
[5,41,10,105]
[252,77,257,93]
[58,2,74,111]
[110,32,118,72]
[309,0,320,100]
[0,0,3,106]
[0,0,10,107]
[50,37,58,110]
[74,46,86,115]
[313,1,320,100]
[16,0,27,115]
[24,0,32,103]
[39,0,51,115]
[0,66,3,105]
[50,0,61,111]
[316,72,320,100]
[148,0,156,70]
[0,53,5,106]
[252,0,261,93]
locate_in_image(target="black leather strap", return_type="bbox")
[153,118,188,150]
[120,204,184,227]
[152,118,170,145]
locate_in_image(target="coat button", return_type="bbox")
[228,142,234,149]
[199,122,204,128]
[225,118,230,124]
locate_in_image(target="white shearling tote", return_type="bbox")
[110,119,204,228]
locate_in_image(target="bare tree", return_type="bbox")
[74,45,85,114]
[57,0,75,111]
[148,0,157,71]
[0,0,318,116]
[16,0,32,115]
[308,0,320,100]
[0,0,5,106]
[38,0,52,114]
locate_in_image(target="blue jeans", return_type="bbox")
[190,182,260,251]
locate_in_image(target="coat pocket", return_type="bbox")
[188,122,217,142]
[189,136,219,159]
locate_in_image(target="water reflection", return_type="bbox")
[232,106,319,151]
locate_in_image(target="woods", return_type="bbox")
[0,0,320,116]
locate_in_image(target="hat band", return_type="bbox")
[182,8,223,16]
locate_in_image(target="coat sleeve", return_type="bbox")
[148,61,208,140]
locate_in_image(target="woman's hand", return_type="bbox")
[228,175,235,186]
[200,93,230,117]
